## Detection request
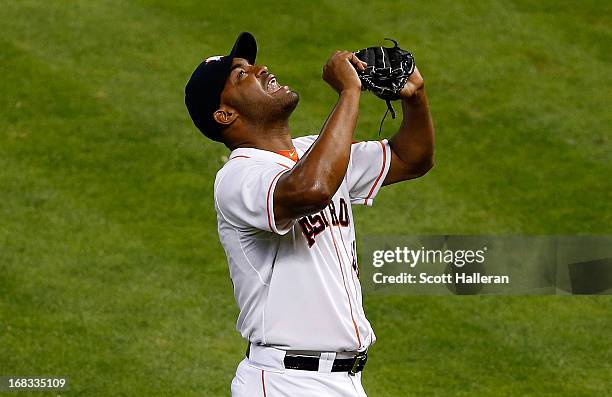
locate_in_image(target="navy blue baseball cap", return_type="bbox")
[185,32,257,141]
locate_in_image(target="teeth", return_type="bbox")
[268,77,281,93]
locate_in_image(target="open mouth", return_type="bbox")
[266,75,283,94]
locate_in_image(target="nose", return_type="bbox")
[255,65,268,77]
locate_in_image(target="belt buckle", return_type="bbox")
[349,352,367,376]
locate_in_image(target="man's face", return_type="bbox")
[219,57,299,126]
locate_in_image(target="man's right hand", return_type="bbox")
[274,52,364,225]
[322,51,367,94]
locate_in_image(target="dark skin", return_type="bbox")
[213,51,434,227]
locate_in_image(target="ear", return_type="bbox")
[213,106,239,127]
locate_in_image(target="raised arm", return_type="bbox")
[274,51,367,224]
[383,67,435,185]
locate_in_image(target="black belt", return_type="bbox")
[246,345,367,375]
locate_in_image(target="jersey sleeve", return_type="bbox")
[214,160,294,235]
[346,139,392,206]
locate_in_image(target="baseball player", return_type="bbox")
[185,32,434,397]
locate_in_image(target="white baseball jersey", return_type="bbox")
[214,135,391,352]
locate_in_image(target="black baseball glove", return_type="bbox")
[354,39,415,133]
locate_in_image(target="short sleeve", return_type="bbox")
[346,139,391,206]
[214,161,293,234]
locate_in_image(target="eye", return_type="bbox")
[238,70,246,79]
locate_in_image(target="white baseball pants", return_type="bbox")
[231,344,368,397]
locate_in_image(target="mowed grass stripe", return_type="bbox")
[0,139,241,393]
[3,0,610,236]
[0,37,223,262]
[364,296,611,396]
[1,41,241,395]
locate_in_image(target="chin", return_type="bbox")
[281,89,299,113]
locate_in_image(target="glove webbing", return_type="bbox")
[355,39,412,135]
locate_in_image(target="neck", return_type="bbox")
[231,118,294,151]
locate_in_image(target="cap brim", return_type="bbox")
[228,32,257,64]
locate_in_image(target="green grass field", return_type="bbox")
[1,1,610,396]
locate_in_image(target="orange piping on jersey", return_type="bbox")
[334,209,365,347]
[364,141,387,205]
[326,207,362,348]
[261,370,267,397]
[229,155,251,161]
[266,169,289,232]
